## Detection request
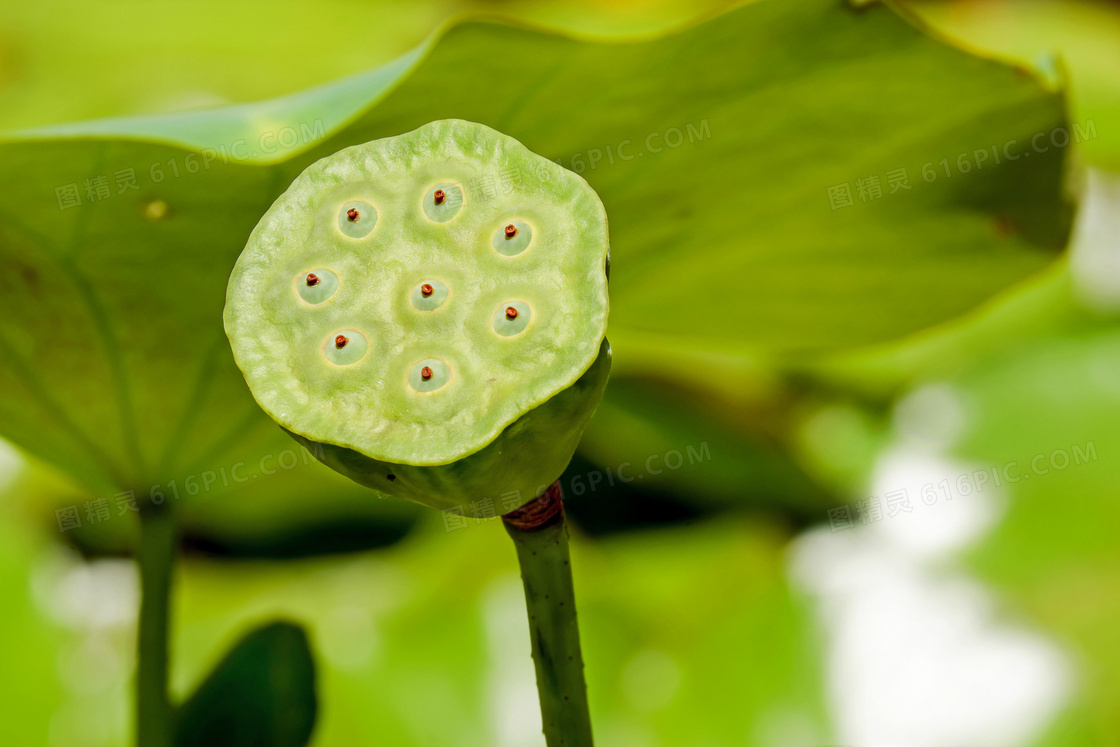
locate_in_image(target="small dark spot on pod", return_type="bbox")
[387,474,396,481]
[306,273,320,287]
[335,335,349,349]
[421,283,434,297]
[433,189,446,205]
[504,223,517,238]
[421,366,433,381]
[346,207,360,222]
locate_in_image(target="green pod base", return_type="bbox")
[287,340,610,516]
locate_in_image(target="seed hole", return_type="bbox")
[493,301,531,336]
[338,200,377,238]
[493,221,532,256]
[423,183,463,222]
[297,269,339,305]
[411,279,449,311]
[409,358,451,392]
[324,330,368,366]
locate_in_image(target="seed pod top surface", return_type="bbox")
[224,120,609,466]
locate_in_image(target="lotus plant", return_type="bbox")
[225,119,610,745]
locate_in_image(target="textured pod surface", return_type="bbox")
[225,120,610,510]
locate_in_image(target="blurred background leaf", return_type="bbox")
[174,621,317,747]
[170,514,829,746]
[789,171,1120,745]
[0,475,829,746]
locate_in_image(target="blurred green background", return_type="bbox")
[1,0,1119,745]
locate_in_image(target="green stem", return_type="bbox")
[136,502,177,747]
[503,482,594,747]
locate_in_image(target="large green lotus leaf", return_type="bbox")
[0,0,734,134]
[802,167,1120,399]
[0,0,447,134]
[905,0,1120,172]
[800,260,1104,400]
[60,456,423,561]
[0,0,1072,497]
[2,401,422,560]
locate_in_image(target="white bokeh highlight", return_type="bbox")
[791,383,1074,747]
[1071,169,1120,312]
[482,574,546,747]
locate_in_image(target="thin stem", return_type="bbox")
[503,482,594,747]
[136,502,177,747]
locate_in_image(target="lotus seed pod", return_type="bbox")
[224,119,610,516]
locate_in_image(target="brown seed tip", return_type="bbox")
[306,273,320,287]
[505,306,519,320]
[504,223,518,238]
[335,335,348,349]
[433,189,446,205]
[420,283,434,297]
[420,366,433,381]
[346,207,359,222]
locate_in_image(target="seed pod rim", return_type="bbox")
[224,119,610,467]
